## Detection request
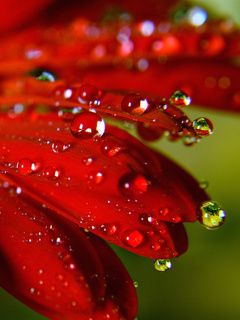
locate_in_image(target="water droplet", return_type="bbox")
[87,171,104,185]
[77,84,102,104]
[82,156,95,166]
[121,94,150,115]
[169,90,191,107]
[193,117,213,136]
[17,159,41,175]
[101,137,125,157]
[154,259,172,272]
[122,229,144,248]
[133,281,139,288]
[199,201,226,229]
[182,135,198,146]
[199,180,209,189]
[52,141,71,153]
[139,213,156,225]
[119,173,150,196]
[100,223,118,236]
[43,167,62,179]
[187,6,208,26]
[34,69,56,82]
[71,112,105,139]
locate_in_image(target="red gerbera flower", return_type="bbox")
[0,1,231,319]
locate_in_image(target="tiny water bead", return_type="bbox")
[17,159,41,175]
[119,172,150,196]
[193,117,213,136]
[199,201,226,229]
[169,90,191,107]
[101,137,125,157]
[154,259,172,272]
[121,94,150,115]
[30,68,56,82]
[122,229,144,248]
[70,112,106,139]
[51,141,71,153]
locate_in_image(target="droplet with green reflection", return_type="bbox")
[154,259,172,272]
[199,200,226,229]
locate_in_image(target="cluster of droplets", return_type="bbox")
[45,74,214,145]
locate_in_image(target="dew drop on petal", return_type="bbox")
[193,117,213,136]
[121,94,150,115]
[154,259,172,272]
[52,141,71,153]
[122,229,144,248]
[100,223,118,236]
[199,200,226,229]
[71,112,105,139]
[77,84,101,104]
[30,68,56,82]
[101,138,125,157]
[169,90,191,107]
[17,159,41,175]
[119,173,149,196]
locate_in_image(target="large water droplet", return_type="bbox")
[199,201,226,229]
[169,90,191,107]
[154,259,172,272]
[193,117,213,136]
[71,112,105,139]
[121,94,150,115]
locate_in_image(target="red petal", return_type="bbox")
[83,60,240,112]
[0,186,137,319]
[0,113,208,259]
[0,0,54,33]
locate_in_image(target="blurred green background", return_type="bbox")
[1,0,240,319]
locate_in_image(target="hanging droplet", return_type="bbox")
[154,259,172,272]
[169,90,191,107]
[199,201,226,229]
[183,135,199,146]
[133,281,139,288]
[70,112,105,139]
[121,94,150,115]
[122,229,144,248]
[199,180,209,189]
[193,117,213,136]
